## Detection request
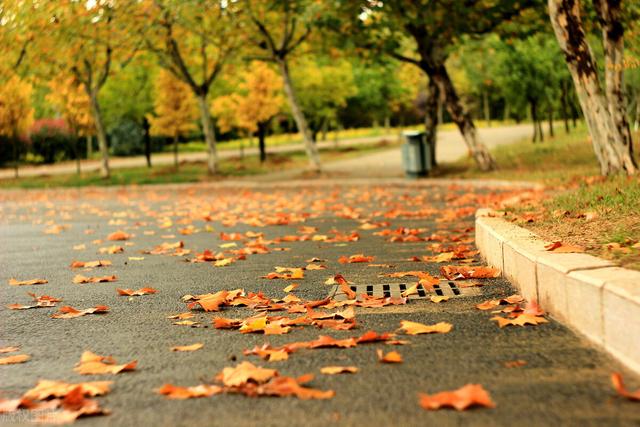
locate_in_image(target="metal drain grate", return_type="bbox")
[330,280,481,301]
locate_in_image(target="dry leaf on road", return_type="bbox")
[419,384,495,411]
[399,320,452,335]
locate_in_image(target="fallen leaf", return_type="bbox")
[73,274,117,284]
[611,372,640,401]
[216,361,278,387]
[116,287,157,296]
[23,380,113,400]
[377,349,403,363]
[491,314,548,328]
[399,320,452,335]
[544,241,585,253]
[9,278,48,286]
[320,366,358,375]
[99,245,124,254]
[334,274,356,299]
[504,360,527,368]
[401,283,419,297]
[70,260,112,269]
[74,351,137,375]
[440,266,500,280]
[283,283,299,293]
[430,296,449,303]
[156,384,222,399]
[107,231,130,241]
[419,384,495,411]
[170,343,204,352]
[0,346,20,353]
[52,305,109,319]
[0,354,30,365]
[338,254,375,264]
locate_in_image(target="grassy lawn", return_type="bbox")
[0,139,400,189]
[437,122,640,270]
[165,120,509,154]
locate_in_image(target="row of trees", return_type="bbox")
[0,0,638,177]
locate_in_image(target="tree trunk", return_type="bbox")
[196,93,218,175]
[548,105,554,138]
[596,0,636,167]
[561,81,570,133]
[173,134,179,169]
[530,100,538,142]
[538,119,544,142]
[483,90,491,127]
[384,115,390,135]
[321,118,328,141]
[86,135,93,159]
[88,91,110,178]
[258,122,267,163]
[424,78,439,167]
[75,137,81,174]
[333,121,341,148]
[429,64,496,171]
[503,99,510,122]
[548,0,636,175]
[437,95,444,125]
[143,116,152,168]
[277,58,321,171]
[12,134,18,179]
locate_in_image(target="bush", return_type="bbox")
[30,119,78,164]
[110,119,145,156]
[0,135,29,166]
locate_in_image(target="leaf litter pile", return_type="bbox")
[1,184,637,424]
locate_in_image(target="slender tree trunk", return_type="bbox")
[173,133,179,169]
[549,0,636,175]
[321,118,328,141]
[483,90,491,127]
[596,0,636,166]
[548,105,554,138]
[86,135,93,159]
[437,95,444,125]
[12,133,18,179]
[384,115,391,135]
[88,91,110,178]
[428,64,495,170]
[75,138,81,174]
[143,117,152,168]
[258,122,267,163]
[530,99,539,143]
[424,78,439,167]
[561,81,570,133]
[277,58,321,171]
[538,119,544,142]
[196,93,218,175]
[333,121,341,148]
[503,99,510,122]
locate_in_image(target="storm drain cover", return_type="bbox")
[330,280,482,301]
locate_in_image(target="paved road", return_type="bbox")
[1,180,638,426]
[0,124,533,180]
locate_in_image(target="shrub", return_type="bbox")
[110,119,145,156]
[29,119,78,164]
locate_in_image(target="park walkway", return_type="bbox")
[0,124,533,180]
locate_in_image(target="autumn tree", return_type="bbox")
[292,57,357,142]
[46,75,95,173]
[25,0,141,179]
[0,75,34,178]
[148,70,198,168]
[334,1,541,171]
[213,61,284,162]
[141,0,242,175]
[244,0,329,171]
[548,0,637,175]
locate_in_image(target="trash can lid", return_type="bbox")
[403,131,425,137]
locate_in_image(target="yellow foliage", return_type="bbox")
[148,70,198,138]
[212,61,284,133]
[0,74,34,138]
[46,75,94,137]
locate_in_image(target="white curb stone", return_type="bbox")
[475,211,640,374]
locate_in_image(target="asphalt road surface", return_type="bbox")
[1,181,638,426]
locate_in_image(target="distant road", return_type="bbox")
[0,124,533,179]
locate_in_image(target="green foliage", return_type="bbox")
[30,124,78,164]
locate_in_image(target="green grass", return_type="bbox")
[438,122,639,270]
[437,123,600,184]
[0,139,399,189]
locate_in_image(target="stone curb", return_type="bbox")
[475,209,640,375]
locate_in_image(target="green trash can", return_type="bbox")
[402,131,432,178]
